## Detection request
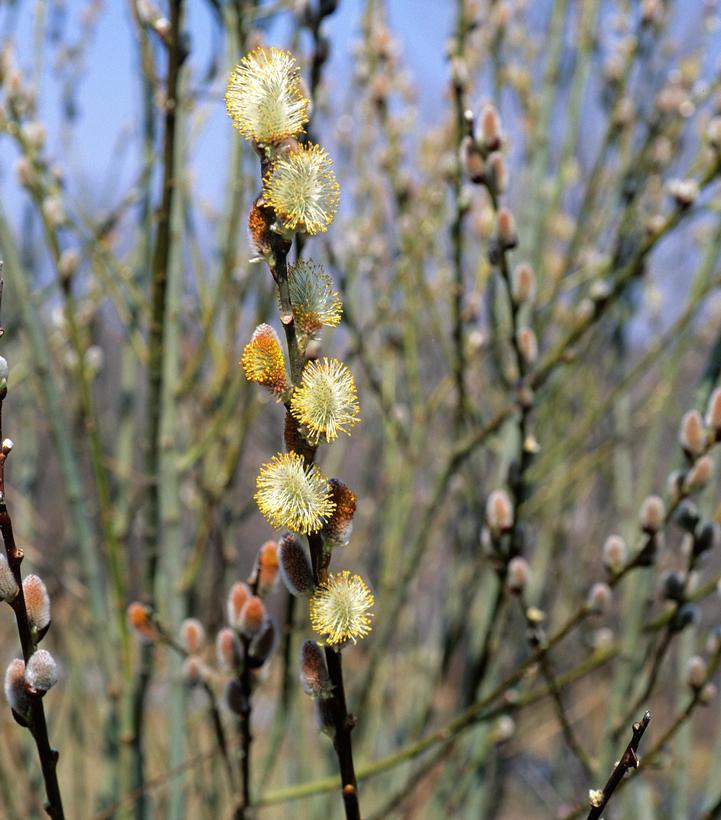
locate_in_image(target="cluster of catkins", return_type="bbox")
[586,388,721,694]
[128,540,280,718]
[0,354,59,725]
[2,559,59,721]
[463,102,538,594]
[225,47,374,678]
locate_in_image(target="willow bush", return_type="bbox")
[1,1,721,818]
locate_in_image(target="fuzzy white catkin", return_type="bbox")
[506,557,529,593]
[587,582,612,614]
[679,409,705,457]
[216,627,238,671]
[179,618,206,655]
[25,649,58,692]
[4,659,26,715]
[0,554,18,602]
[602,535,627,571]
[687,655,707,690]
[23,574,50,632]
[486,489,513,534]
[639,495,665,533]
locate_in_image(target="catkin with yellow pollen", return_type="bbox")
[309,571,374,646]
[290,358,360,444]
[225,46,309,144]
[263,143,340,235]
[254,451,335,534]
[287,260,342,337]
[241,323,289,399]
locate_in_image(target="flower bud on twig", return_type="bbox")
[227,581,251,629]
[602,535,627,573]
[587,582,612,614]
[0,553,18,602]
[278,533,315,596]
[679,409,705,457]
[506,556,529,593]
[511,263,536,305]
[705,387,721,436]
[255,540,280,595]
[239,596,266,638]
[486,489,513,536]
[684,455,714,492]
[300,640,333,699]
[4,659,28,721]
[23,574,50,636]
[496,207,517,249]
[25,649,58,693]
[516,327,538,366]
[179,618,206,655]
[480,103,502,151]
[687,655,707,690]
[639,495,665,534]
[216,627,240,671]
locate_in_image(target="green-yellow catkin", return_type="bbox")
[309,571,374,646]
[263,143,340,235]
[255,452,335,534]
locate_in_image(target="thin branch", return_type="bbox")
[586,711,651,820]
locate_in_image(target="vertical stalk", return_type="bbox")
[132,1,185,813]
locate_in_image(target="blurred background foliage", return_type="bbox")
[2,0,721,817]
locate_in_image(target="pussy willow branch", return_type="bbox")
[0,278,65,819]
[149,616,236,795]
[133,0,185,809]
[449,0,470,430]
[266,220,361,820]
[586,711,651,820]
[258,644,617,808]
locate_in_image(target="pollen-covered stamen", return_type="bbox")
[287,260,342,337]
[255,451,335,534]
[323,478,357,546]
[290,358,360,445]
[225,46,310,144]
[309,570,374,646]
[263,143,340,235]
[241,323,289,399]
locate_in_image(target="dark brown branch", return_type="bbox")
[586,711,651,820]
[0,277,65,819]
